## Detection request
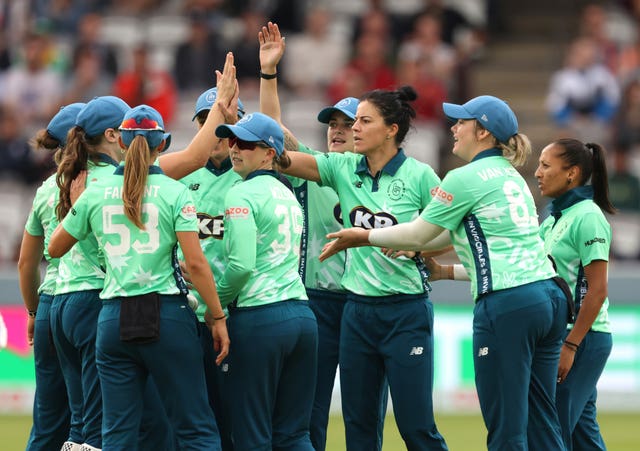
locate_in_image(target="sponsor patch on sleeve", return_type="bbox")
[431,186,454,206]
[180,204,197,220]
[225,206,251,219]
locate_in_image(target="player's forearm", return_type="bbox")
[369,218,444,250]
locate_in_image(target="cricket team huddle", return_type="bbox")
[20,22,613,451]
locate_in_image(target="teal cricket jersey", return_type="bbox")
[422,148,556,300]
[55,155,119,294]
[539,186,611,333]
[293,143,345,292]
[61,165,198,299]
[178,158,242,319]
[315,149,439,296]
[216,170,308,308]
[24,174,60,296]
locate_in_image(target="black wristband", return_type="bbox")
[563,340,579,352]
[260,70,277,80]
[213,314,227,321]
[27,310,37,318]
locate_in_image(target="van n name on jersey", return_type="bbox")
[477,166,518,181]
[104,185,161,199]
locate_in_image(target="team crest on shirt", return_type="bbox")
[349,206,397,229]
[387,179,406,201]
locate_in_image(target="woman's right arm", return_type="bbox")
[177,231,229,365]
[17,231,43,345]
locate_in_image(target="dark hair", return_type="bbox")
[359,85,417,145]
[553,138,616,214]
[55,126,105,220]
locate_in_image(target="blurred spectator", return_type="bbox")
[546,37,620,143]
[327,33,396,104]
[229,10,266,95]
[173,12,226,93]
[72,13,119,78]
[420,0,482,47]
[352,0,401,52]
[31,0,91,35]
[63,44,113,104]
[281,6,349,98]
[577,3,619,71]
[109,0,169,15]
[608,149,640,213]
[0,31,63,138]
[112,44,177,126]
[613,76,640,155]
[0,104,52,185]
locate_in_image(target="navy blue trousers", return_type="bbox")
[227,300,318,451]
[473,279,567,451]
[556,330,612,451]
[96,295,220,451]
[26,294,71,450]
[50,290,103,447]
[339,293,448,451]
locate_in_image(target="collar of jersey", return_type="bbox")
[355,148,406,177]
[206,157,232,176]
[471,148,502,162]
[244,169,279,181]
[114,164,165,175]
[97,152,120,167]
[550,185,593,215]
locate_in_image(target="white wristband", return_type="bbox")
[452,264,469,281]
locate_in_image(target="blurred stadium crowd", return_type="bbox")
[1,0,640,263]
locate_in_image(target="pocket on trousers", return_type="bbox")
[120,293,161,344]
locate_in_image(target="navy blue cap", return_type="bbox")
[317,97,359,124]
[47,103,86,146]
[75,96,130,138]
[443,95,518,143]
[215,112,284,156]
[119,104,172,151]
[192,87,245,121]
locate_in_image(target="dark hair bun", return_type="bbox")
[397,85,418,102]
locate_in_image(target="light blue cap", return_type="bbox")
[75,96,130,138]
[215,112,284,156]
[443,95,518,143]
[47,102,86,146]
[317,97,359,123]
[192,87,245,121]
[119,104,172,151]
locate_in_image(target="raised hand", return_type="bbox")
[318,227,371,262]
[215,52,237,112]
[259,21,285,73]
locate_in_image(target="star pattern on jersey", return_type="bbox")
[131,266,161,287]
[475,203,508,223]
[70,247,87,266]
[109,254,131,273]
[256,231,268,245]
[308,233,326,258]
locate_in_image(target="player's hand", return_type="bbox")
[211,318,230,365]
[381,248,416,259]
[70,170,87,205]
[556,345,576,384]
[258,21,285,72]
[27,316,35,346]
[319,228,370,262]
[215,52,237,110]
[423,256,444,281]
[178,260,194,289]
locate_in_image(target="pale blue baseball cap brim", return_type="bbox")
[215,112,284,156]
[192,87,245,121]
[47,102,86,146]
[443,95,518,143]
[317,97,359,123]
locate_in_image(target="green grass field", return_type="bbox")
[3,412,639,450]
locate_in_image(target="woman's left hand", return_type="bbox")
[556,345,576,384]
[319,228,370,262]
[211,318,230,366]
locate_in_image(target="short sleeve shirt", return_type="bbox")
[178,158,241,319]
[216,171,307,308]
[55,157,119,294]
[62,166,198,299]
[24,174,59,295]
[422,149,555,300]
[539,187,611,332]
[292,143,345,292]
[315,149,440,296]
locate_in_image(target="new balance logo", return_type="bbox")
[409,346,424,356]
[478,347,489,357]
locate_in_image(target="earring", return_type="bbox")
[567,178,572,185]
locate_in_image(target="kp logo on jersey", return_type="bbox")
[197,213,224,239]
[349,207,397,229]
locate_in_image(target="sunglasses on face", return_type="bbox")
[228,136,269,151]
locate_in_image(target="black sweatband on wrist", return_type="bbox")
[260,71,277,80]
